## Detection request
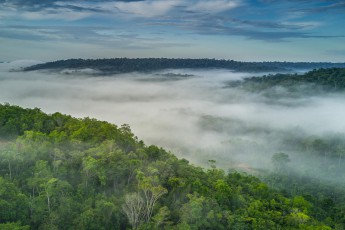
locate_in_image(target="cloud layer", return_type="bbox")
[1,62,345,175]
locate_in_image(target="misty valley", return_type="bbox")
[1,60,345,229]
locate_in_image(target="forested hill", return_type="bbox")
[0,103,343,229]
[227,67,345,93]
[23,58,345,74]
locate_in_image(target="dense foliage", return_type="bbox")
[227,68,345,95]
[0,104,343,229]
[23,58,345,74]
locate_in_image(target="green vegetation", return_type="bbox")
[23,58,345,74]
[227,68,345,95]
[0,103,343,229]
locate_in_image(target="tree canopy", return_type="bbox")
[23,58,345,74]
[227,68,345,95]
[0,103,343,229]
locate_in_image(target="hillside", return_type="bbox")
[22,58,345,74]
[227,68,345,97]
[0,104,343,229]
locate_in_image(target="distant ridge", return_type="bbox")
[23,58,345,74]
[226,67,345,95]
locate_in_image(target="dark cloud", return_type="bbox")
[196,24,309,42]
[145,13,342,42]
[0,0,143,4]
[0,0,143,13]
[0,25,105,41]
[258,0,345,13]
[302,2,345,13]
[206,16,316,30]
[0,24,192,51]
[1,0,105,13]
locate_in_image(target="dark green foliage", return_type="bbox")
[0,222,30,230]
[227,68,345,95]
[23,58,345,74]
[0,104,55,137]
[0,104,340,229]
[0,177,29,224]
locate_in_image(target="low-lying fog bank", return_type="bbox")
[1,61,345,184]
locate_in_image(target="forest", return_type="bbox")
[0,103,344,230]
[22,58,345,74]
[227,68,345,96]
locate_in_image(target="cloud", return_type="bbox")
[259,0,345,14]
[146,15,329,42]
[1,62,345,183]
[187,0,240,13]
[20,10,93,21]
[0,0,181,19]
[200,16,321,30]
[0,0,344,51]
[0,1,97,21]
[302,2,345,14]
[112,0,181,18]
[0,24,193,54]
[0,25,98,41]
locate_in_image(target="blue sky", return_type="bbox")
[1,0,345,61]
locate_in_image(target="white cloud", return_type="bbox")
[22,0,182,19]
[188,0,240,13]
[21,8,93,21]
[282,21,322,30]
[110,0,181,18]
[0,3,93,21]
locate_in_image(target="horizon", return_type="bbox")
[3,57,345,64]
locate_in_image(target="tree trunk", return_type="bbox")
[8,160,12,181]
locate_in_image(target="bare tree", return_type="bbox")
[122,169,168,229]
[140,177,168,223]
[122,193,144,230]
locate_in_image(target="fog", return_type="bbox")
[1,61,345,182]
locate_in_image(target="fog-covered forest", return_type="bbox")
[1,60,345,229]
[0,103,344,230]
[3,0,345,228]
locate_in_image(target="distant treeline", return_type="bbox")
[23,58,345,74]
[227,68,345,93]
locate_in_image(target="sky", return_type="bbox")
[1,0,345,62]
